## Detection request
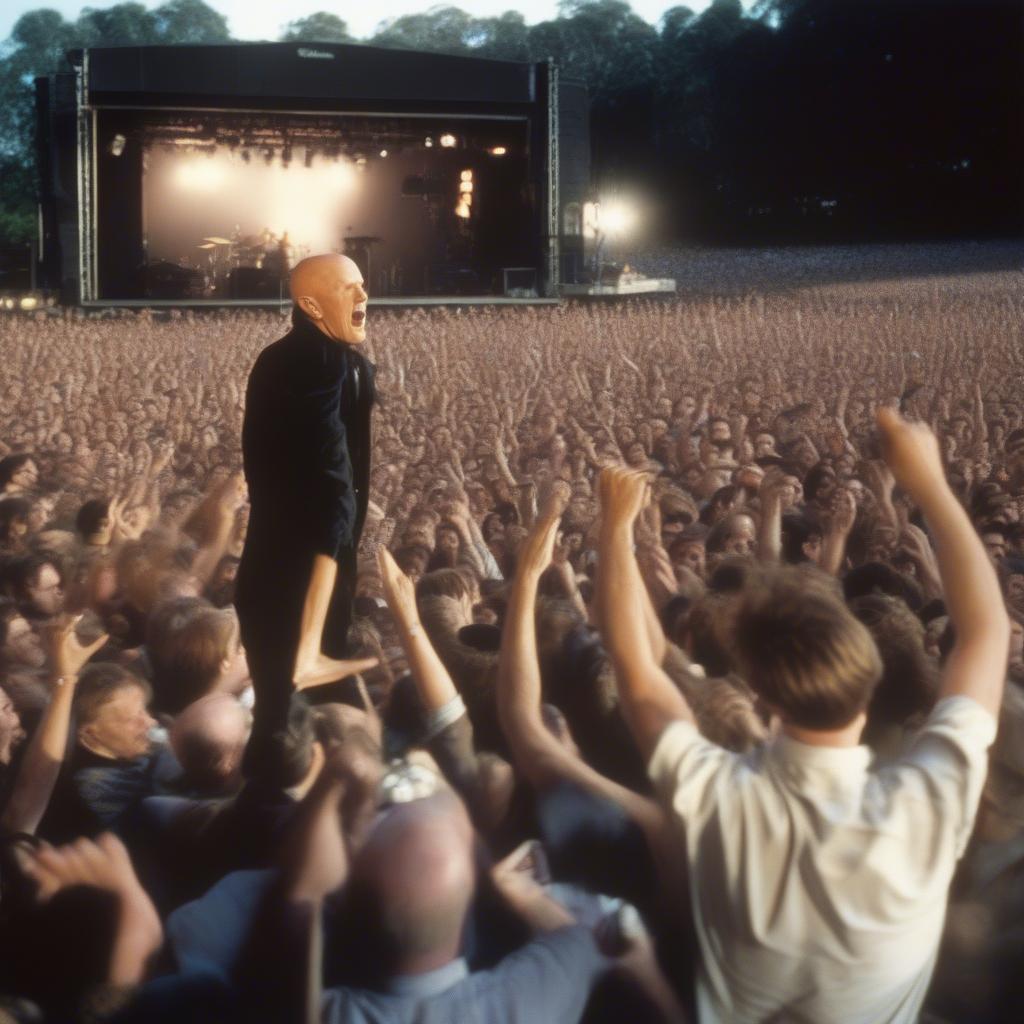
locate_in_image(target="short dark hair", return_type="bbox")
[0,454,35,490]
[780,514,822,565]
[803,463,837,503]
[843,562,924,613]
[8,552,62,599]
[0,497,31,544]
[75,498,110,538]
[708,556,755,594]
[849,594,938,729]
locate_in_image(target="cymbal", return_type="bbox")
[197,243,217,249]
[204,237,233,244]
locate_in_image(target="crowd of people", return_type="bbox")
[0,288,1022,1022]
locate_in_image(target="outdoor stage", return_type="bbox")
[35,41,591,306]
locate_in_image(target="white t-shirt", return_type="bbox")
[648,696,996,1024]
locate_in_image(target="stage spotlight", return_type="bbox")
[107,133,127,157]
[488,146,506,156]
[355,155,367,166]
[439,133,456,148]
[2,298,14,310]
[379,149,388,158]
[460,170,473,182]
[600,198,638,237]
[424,137,434,148]
[455,200,470,219]
[19,296,38,310]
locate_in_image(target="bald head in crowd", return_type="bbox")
[349,792,476,976]
[170,694,251,795]
[289,254,368,346]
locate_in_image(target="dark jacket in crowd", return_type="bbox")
[235,310,376,749]
[40,744,181,844]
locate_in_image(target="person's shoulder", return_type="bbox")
[647,718,748,824]
[469,926,606,1017]
[869,695,998,847]
[900,695,998,762]
[250,332,296,373]
[648,718,738,782]
[485,925,603,980]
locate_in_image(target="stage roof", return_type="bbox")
[70,42,541,111]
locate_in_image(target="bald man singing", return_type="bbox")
[236,254,378,781]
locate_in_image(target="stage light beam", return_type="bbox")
[175,159,227,191]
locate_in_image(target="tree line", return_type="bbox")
[0,0,1020,247]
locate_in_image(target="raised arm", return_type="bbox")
[819,486,857,577]
[188,473,247,586]
[597,467,695,762]
[1,617,108,835]
[377,546,459,712]
[497,491,664,835]
[757,471,784,563]
[877,407,1009,715]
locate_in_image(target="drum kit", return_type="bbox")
[192,230,311,296]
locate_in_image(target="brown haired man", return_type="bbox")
[596,406,1008,1023]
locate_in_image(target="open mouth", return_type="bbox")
[352,310,366,327]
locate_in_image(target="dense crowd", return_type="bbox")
[0,284,1022,1022]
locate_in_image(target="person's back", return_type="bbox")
[595,411,1009,1023]
[651,684,992,1022]
[321,926,602,1024]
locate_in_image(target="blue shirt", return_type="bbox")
[320,926,607,1024]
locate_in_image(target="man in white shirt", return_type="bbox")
[596,407,1008,1024]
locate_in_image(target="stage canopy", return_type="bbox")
[36,42,590,305]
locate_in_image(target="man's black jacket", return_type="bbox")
[235,310,375,646]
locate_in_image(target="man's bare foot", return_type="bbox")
[293,653,380,691]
